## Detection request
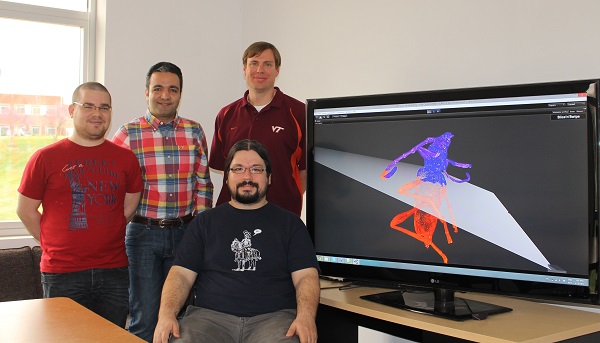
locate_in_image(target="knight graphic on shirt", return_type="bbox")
[231,229,262,271]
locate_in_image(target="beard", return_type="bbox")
[230,180,268,204]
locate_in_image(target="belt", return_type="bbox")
[131,213,194,228]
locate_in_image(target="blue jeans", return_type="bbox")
[126,221,187,342]
[173,307,299,343]
[41,267,129,327]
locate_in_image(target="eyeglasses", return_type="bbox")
[229,166,266,174]
[73,102,112,114]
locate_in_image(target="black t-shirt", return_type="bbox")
[174,202,319,317]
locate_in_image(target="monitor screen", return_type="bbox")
[307,80,600,310]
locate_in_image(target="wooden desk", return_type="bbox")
[319,280,600,343]
[0,297,145,343]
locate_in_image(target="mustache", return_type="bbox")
[236,181,259,189]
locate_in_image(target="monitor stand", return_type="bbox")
[360,287,512,321]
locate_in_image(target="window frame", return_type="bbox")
[0,0,96,236]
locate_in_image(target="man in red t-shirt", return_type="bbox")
[209,41,306,216]
[16,82,143,327]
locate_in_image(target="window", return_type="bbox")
[0,0,94,224]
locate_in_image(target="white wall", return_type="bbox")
[92,0,600,222]
[242,0,600,102]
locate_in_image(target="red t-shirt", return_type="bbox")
[18,139,143,273]
[209,88,306,216]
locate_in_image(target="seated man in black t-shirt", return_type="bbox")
[153,139,320,343]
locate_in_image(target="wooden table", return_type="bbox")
[0,297,145,343]
[319,280,600,342]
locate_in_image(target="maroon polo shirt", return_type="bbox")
[209,87,306,216]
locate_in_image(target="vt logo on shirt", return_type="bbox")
[272,126,284,133]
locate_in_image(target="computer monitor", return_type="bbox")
[307,79,600,320]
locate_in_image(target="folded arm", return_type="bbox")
[16,193,42,242]
[124,192,141,222]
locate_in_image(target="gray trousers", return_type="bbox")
[172,306,300,343]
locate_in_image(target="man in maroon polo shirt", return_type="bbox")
[209,41,306,216]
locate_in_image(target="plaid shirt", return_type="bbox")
[112,111,213,219]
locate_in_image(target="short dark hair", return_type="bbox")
[224,139,272,181]
[72,81,111,103]
[146,62,183,91]
[242,41,281,69]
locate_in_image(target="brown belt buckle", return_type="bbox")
[158,219,170,228]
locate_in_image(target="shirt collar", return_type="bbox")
[243,87,282,110]
[144,110,180,130]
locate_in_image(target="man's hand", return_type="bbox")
[153,314,180,343]
[285,312,317,343]
[152,266,197,343]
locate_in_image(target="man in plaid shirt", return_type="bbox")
[112,62,213,342]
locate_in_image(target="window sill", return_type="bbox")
[0,221,37,248]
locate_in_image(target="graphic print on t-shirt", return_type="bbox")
[63,158,122,230]
[231,229,262,271]
[66,162,88,229]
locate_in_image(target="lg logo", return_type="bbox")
[272,126,284,133]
